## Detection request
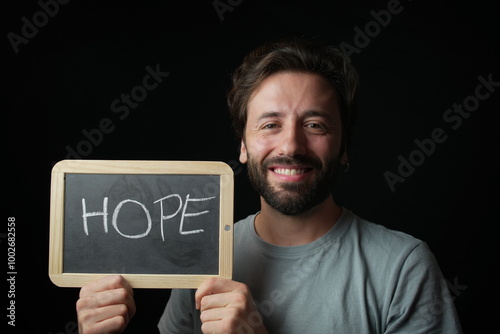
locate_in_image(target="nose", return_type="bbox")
[277,123,307,157]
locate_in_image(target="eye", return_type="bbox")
[304,122,329,134]
[305,122,323,129]
[261,122,279,130]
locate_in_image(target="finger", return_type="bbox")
[199,307,222,324]
[77,288,136,324]
[199,305,236,323]
[200,291,247,312]
[200,316,240,334]
[92,316,128,334]
[80,275,133,297]
[95,287,135,311]
[78,286,134,310]
[195,278,248,310]
[79,308,129,334]
[79,304,131,326]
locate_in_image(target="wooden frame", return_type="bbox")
[49,160,233,288]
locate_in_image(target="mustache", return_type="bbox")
[262,155,323,170]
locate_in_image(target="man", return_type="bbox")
[77,38,462,333]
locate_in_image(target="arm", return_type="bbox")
[195,277,269,334]
[385,243,462,334]
[76,275,136,334]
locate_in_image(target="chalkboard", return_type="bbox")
[49,160,233,288]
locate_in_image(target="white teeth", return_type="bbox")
[274,168,305,175]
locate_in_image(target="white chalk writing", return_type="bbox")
[81,193,216,240]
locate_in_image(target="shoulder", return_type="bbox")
[346,210,424,251]
[342,210,438,271]
[344,213,462,332]
[234,214,256,229]
[343,211,451,297]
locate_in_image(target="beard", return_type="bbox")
[246,153,342,216]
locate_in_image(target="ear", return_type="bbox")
[340,149,348,165]
[239,139,248,164]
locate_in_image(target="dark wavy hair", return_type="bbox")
[227,37,359,153]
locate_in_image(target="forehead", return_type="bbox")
[247,71,340,120]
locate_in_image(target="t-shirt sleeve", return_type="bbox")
[157,288,201,334]
[384,242,462,334]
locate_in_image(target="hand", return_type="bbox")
[195,277,269,334]
[76,275,136,334]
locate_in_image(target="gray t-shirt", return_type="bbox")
[158,209,462,333]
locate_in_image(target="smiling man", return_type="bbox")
[244,72,343,216]
[76,38,462,334]
[242,71,345,245]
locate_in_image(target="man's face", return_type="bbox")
[240,71,345,215]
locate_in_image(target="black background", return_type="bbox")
[3,0,499,333]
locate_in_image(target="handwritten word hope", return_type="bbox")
[81,194,216,241]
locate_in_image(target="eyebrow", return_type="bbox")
[257,111,282,122]
[257,110,333,122]
[303,109,333,119]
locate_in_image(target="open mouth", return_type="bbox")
[270,166,314,180]
[273,168,308,176]
[265,157,319,181]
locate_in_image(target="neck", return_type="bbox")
[255,195,342,246]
